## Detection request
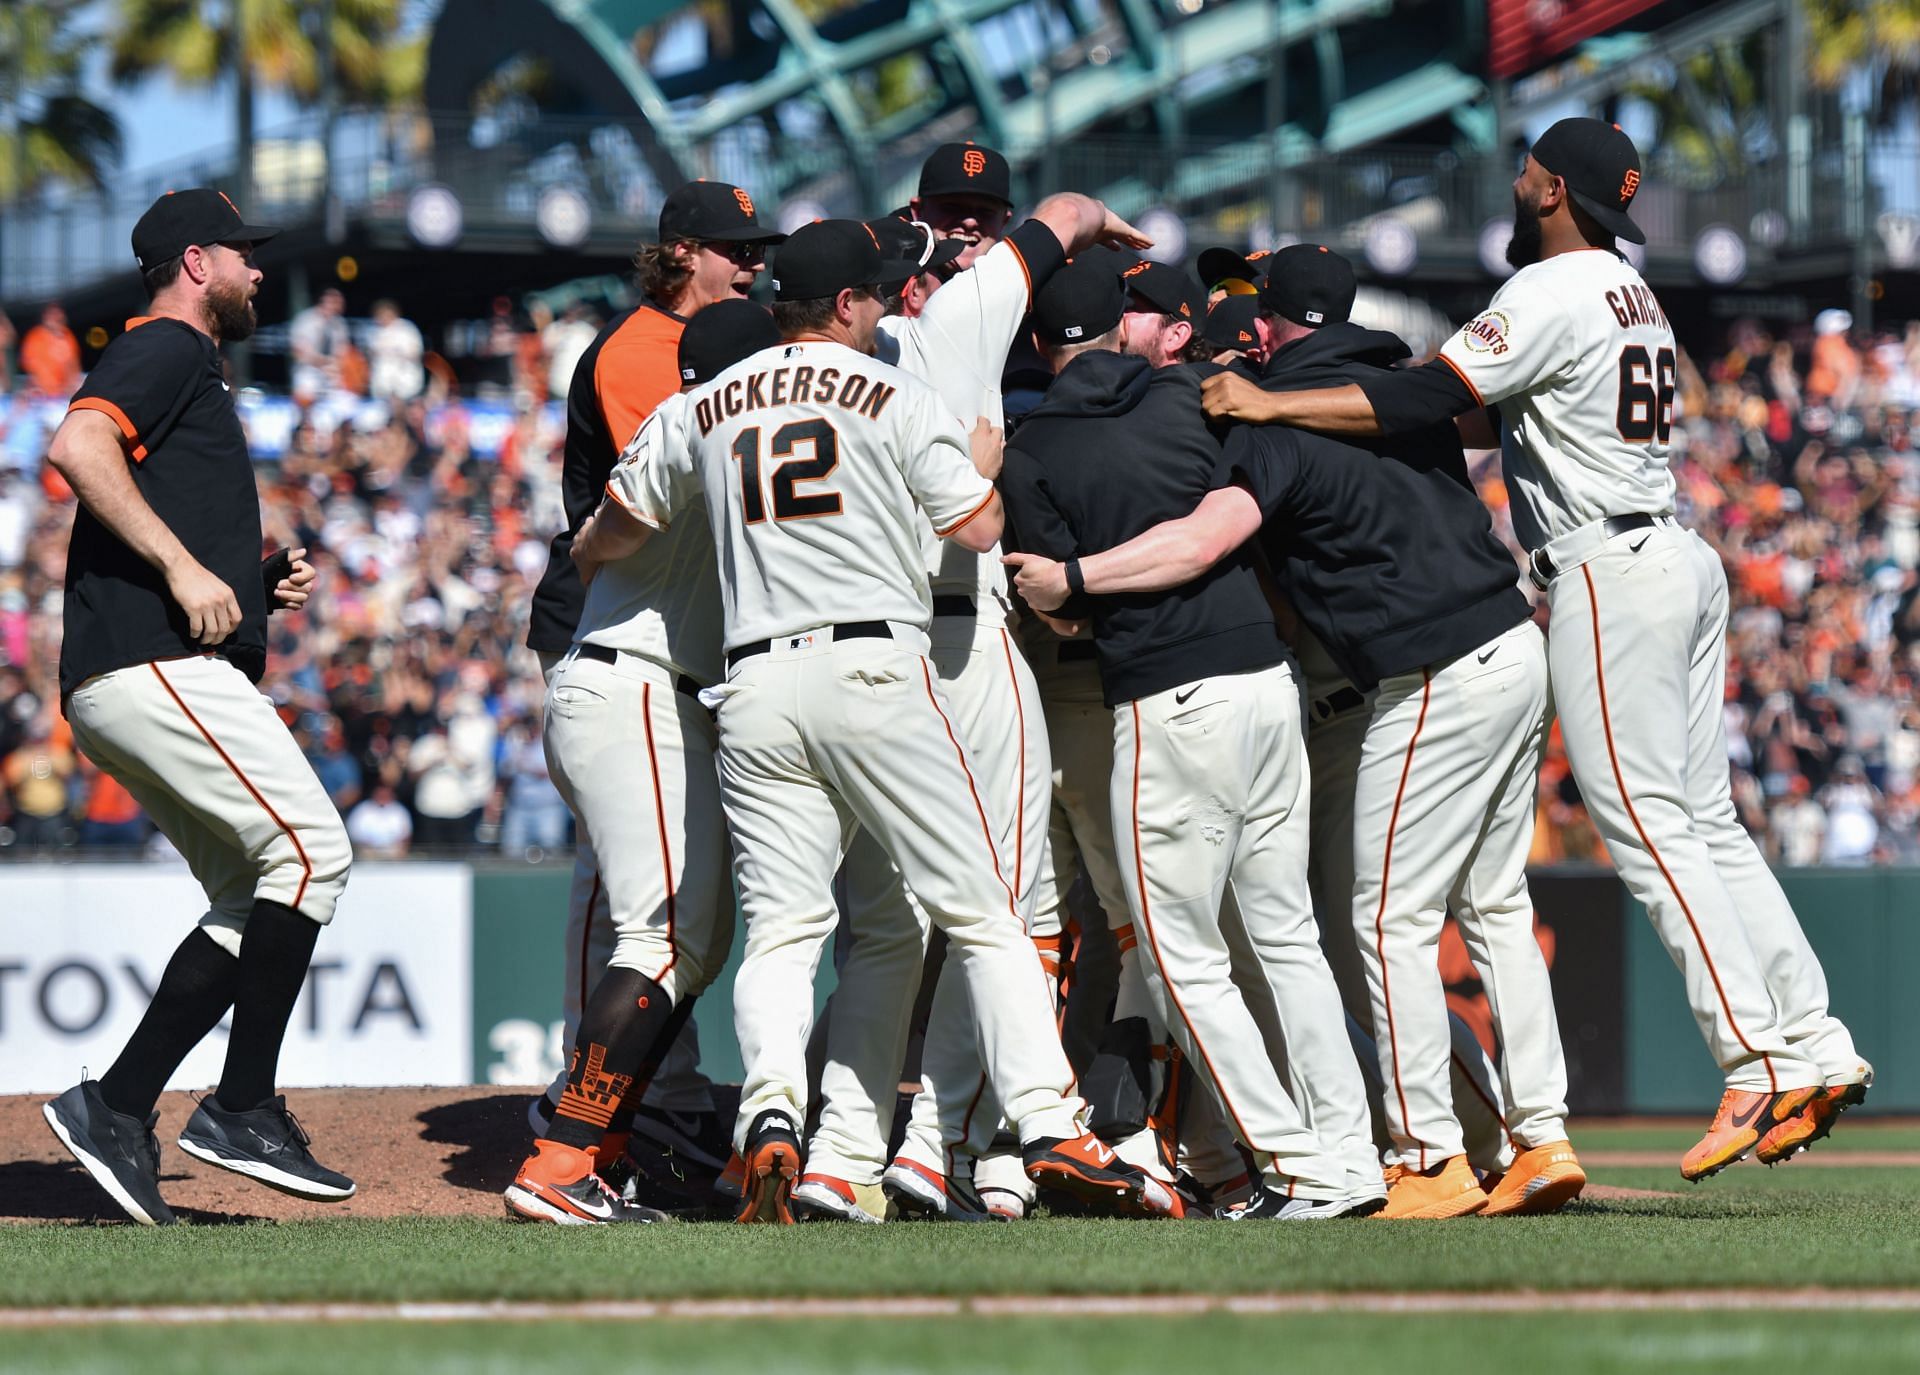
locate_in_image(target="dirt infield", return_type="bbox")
[0,1085,539,1225]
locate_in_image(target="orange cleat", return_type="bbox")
[734,1111,801,1225]
[1378,1155,1488,1219]
[503,1139,667,1225]
[716,1150,746,1200]
[1023,1132,1177,1217]
[1480,1140,1586,1217]
[1680,1086,1820,1181]
[1756,1066,1873,1165]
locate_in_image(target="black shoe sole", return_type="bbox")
[176,1133,356,1202]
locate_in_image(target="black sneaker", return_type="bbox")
[734,1110,802,1225]
[1217,1186,1362,1220]
[176,1094,356,1202]
[631,1102,731,1173]
[42,1081,175,1226]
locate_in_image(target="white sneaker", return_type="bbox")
[791,1172,886,1224]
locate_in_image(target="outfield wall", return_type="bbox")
[1,863,1910,1111]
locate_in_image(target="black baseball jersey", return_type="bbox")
[60,316,268,696]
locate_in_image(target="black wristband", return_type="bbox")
[1065,557,1086,596]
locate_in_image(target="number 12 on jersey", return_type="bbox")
[1616,345,1676,444]
[730,419,844,523]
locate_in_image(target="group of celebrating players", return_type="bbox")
[36,120,1875,1231]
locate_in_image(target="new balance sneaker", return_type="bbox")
[1480,1140,1586,1216]
[1378,1155,1488,1219]
[792,1172,886,1224]
[42,1081,175,1227]
[632,1102,731,1174]
[1757,1063,1874,1165]
[1023,1132,1178,1218]
[735,1110,801,1225]
[1217,1186,1361,1221]
[176,1095,355,1202]
[1680,1086,1820,1181]
[882,1158,999,1222]
[505,1140,668,1225]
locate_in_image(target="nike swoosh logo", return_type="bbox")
[1175,685,1202,704]
[1477,647,1498,665]
[1628,534,1651,552]
[1729,1097,1767,1131]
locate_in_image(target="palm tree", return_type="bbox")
[0,1,123,204]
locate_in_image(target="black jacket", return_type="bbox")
[1001,352,1286,705]
[1224,323,1530,689]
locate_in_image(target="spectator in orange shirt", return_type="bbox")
[19,304,81,397]
[79,756,147,848]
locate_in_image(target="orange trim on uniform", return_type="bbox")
[999,630,1027,904]
[602,479,664,530]
[1436,352,1484,408]
[123,315,161,331]
[1005,237,1035,309]
[642,682,679,986]
[936,489,996,538]
[1580,566,1778,1093]
[1371,669,1432,1171]
[1127,702,1259,1152]
[950,1073,991,1178]
[1113,923,1138,954]
[68,397,148,462]
[919,658,1018,918]
[149,662,314,911]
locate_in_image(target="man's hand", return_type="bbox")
[1201,370,1284,424]
[1034,608,1086,638]
[1002,551,1070,612]
[569,532,603,588]
[168,558,243,645]
[1096,206,1153,251]
[969,417,1004,481]
[273,547,316,611]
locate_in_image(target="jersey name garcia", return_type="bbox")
[622,340,991,652]
[1438,248,1676,549]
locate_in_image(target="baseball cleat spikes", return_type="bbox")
[42,1080,175,1227]
[791,1172,886,1224]
[1023,1132,1175,1218]
[1680,1086,1820,1181]
[505,1140,668,1225]
[734,1110,801,1225]
[1756,1066,1874,1165]
[175,1094,355,1202]
[1479,1140,1587,1217]
[882,1159,999,1222]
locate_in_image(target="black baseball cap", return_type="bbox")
[770,219,919,302]
[1258,243,1356,328]
[1075,243,1144,274]
[864,215,966,277]
[1204,295,1261,351]
[917,142,1013,207]
[1197,245,1273,292]
[1530,117,1647,245]
[1032,259,1125,345]
[131,188,280,270]
[658,180,787,244]
[679,300,782,384]
[1120,260,1203,323]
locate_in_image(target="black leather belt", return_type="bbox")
[573,642,703,700]
[1058,641,1098,664]
[1308,685,1366,723]
[931,595,976,618]
[1529,514,1661,585]
[727,621,892,670]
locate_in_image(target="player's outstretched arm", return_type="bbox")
[570,492,653,585]
[1029,192,1153,258]
[48,408,242,644]
[1004,486,1262,609]
[1201,371,1384,435]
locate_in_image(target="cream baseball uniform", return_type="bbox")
[1438,249,1857,1093]
[817,229,1064,1190]
[540,393,736,1062]
[621,339,1089,1152]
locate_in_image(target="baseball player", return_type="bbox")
[524,182,785,1170]
[789,153,1152,1222]
[41,189,354,1225]
[1000,259,1377,1219]
[1015,244,1581,1217]
[610,219,1169,1225]
[502,303,781,1225]
[1201,119,1871,1178]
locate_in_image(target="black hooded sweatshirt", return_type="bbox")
[1222,322,1531,690]
[1001,351,1286,706]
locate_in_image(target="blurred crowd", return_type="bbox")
[1,295,1917,867]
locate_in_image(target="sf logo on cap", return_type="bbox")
[735,188,755,217]
[962,150,987,178]
[1619,169,1640,204]
[1122,261,1149,279]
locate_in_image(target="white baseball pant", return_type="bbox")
[717,630,1085,1153]
[66,654,351,949]
[1112,661,1360,1199]
[1350,618,1568,1170]
[1546,524,1855,1090]
[538,651,724,1114]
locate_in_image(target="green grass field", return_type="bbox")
[4,1123,1918,1374]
